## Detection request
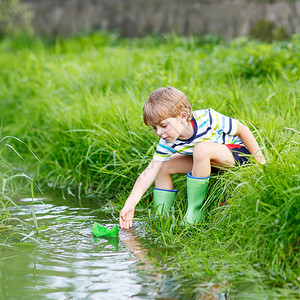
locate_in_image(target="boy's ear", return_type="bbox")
[179,111,189,122]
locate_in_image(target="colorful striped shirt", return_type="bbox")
[153,108,243,162]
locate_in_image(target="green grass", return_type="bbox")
[0,32,299,297]
[0,136,39,245]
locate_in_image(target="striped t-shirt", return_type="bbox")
[153,108,244,162]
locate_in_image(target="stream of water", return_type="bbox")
[1,192,275,299]
[0,192,178,300]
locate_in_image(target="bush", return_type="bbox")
[0,0,33,38]
[250,19,291,42]
[273,26,291,41]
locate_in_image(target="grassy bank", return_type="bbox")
[0,32,299,297]
[0,136,37,245]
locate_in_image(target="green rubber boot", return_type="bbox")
[183,172,210,224]
[153,188,177,215]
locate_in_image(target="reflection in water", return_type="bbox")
[0,194,229,299]
[0,195,160,299]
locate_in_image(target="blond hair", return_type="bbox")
[143,87,192,126]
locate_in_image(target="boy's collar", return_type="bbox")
[177,116,197,142]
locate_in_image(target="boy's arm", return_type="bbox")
[119,159,163,229]
[236,123,266,164]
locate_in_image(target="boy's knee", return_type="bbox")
[159,160,171,175]
[158,159,177,176]
[193,143,210,160]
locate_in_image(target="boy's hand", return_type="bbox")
[119,159,163,229]
[119,204,135,229]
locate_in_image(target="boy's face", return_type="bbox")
[152,116,187,143]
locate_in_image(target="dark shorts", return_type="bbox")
[226,144,251,165]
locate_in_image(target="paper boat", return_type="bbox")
[92,222,119,237]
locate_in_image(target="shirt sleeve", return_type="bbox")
[209,108,239,136]
[153,139,176,162]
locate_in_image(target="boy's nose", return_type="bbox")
[156,127,163,136]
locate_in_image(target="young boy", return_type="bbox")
[119,87,265,229]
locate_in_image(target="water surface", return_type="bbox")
[0,192,168,299]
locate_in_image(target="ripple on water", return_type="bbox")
[0,195,161,300]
